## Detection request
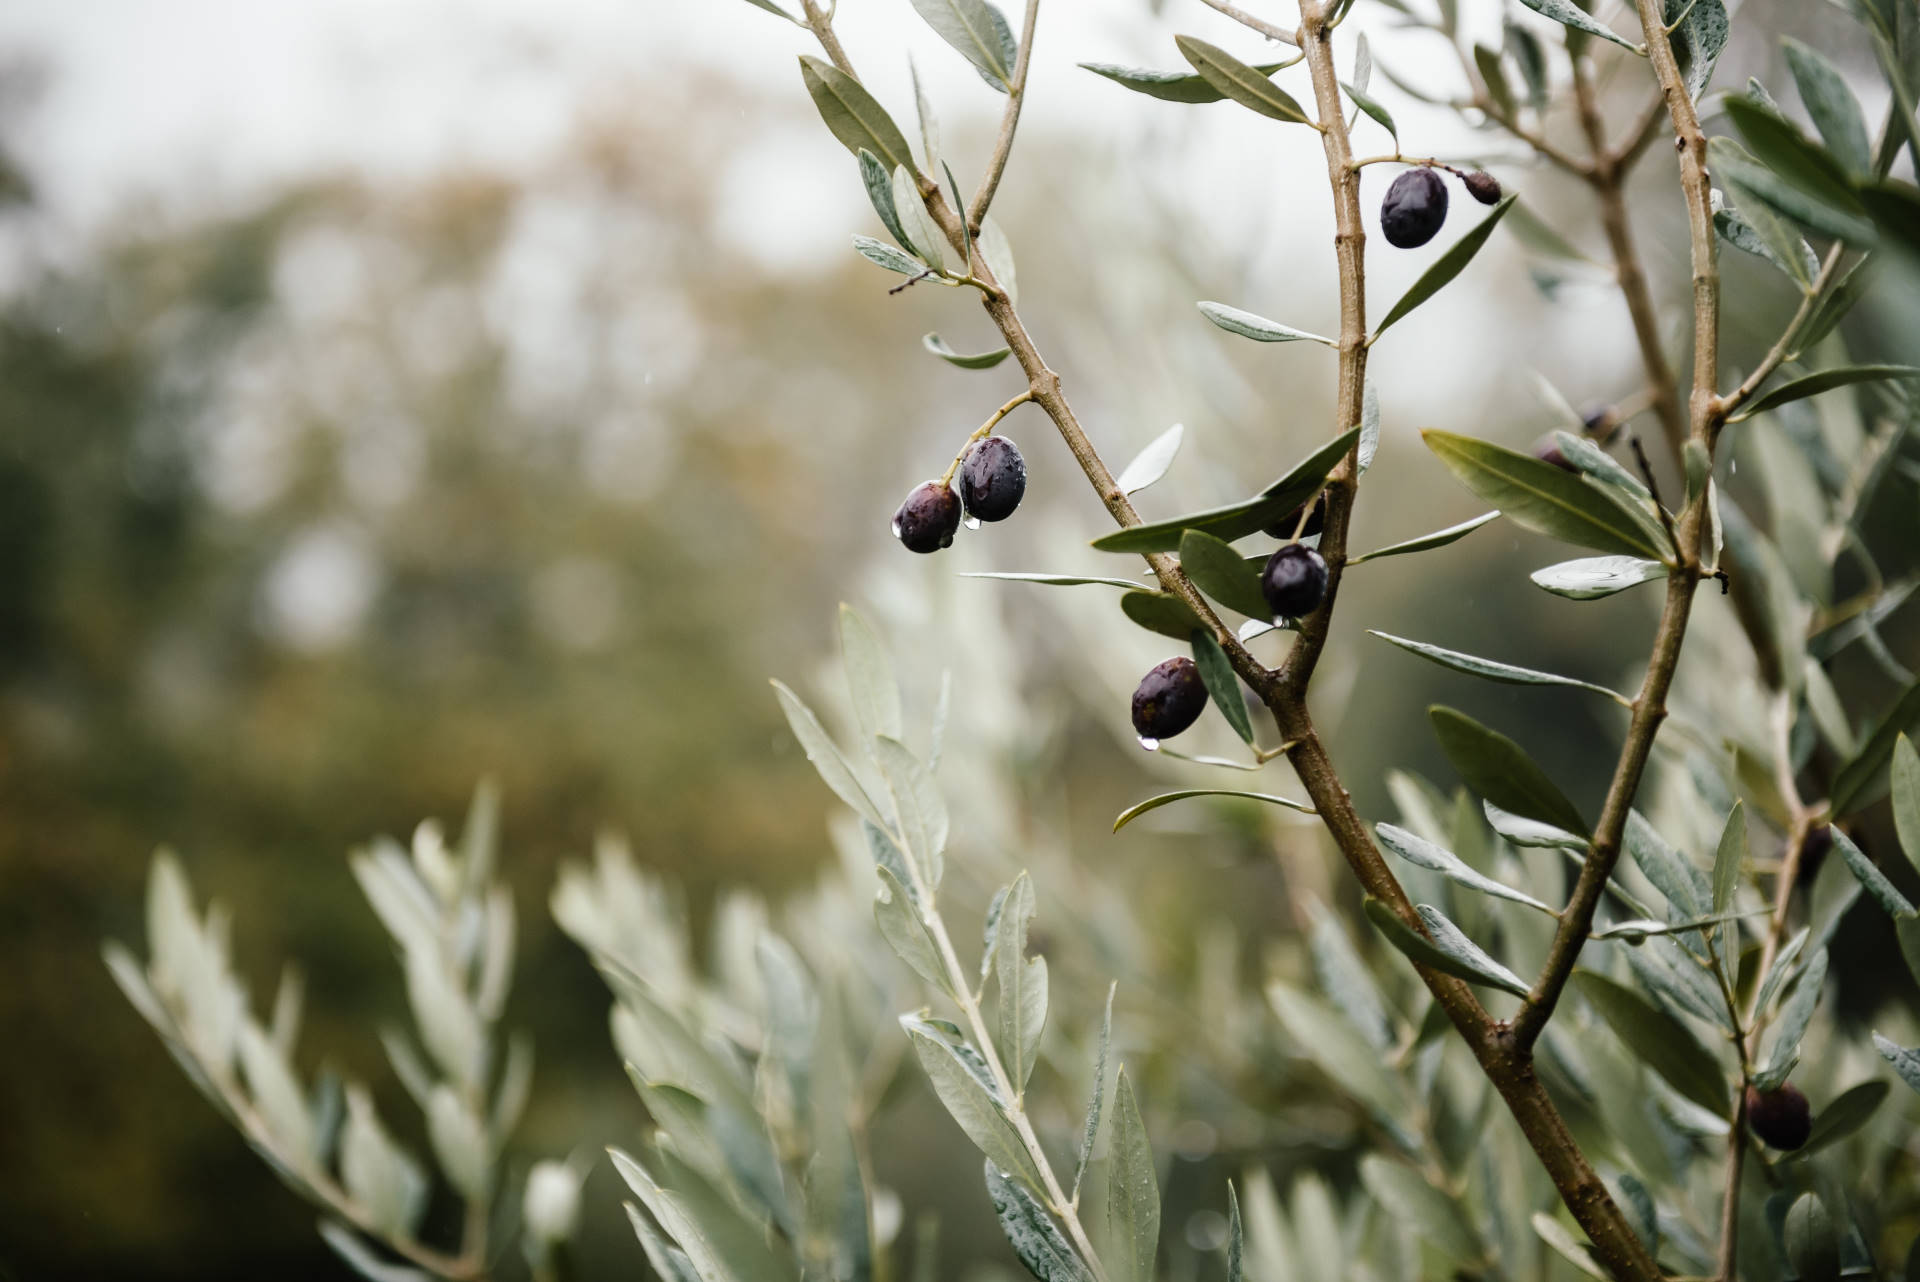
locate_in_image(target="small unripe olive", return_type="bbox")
[892,481,962,553]
[959,436,1027,522]
[1261,543,1329,620]
[1380,167,1449,249]
[1130,657,1207,743]
[1531,433,1579,473]
[1262,492,1327,540]
[1746,1083,1812,1151]
[1462,170,1503,205]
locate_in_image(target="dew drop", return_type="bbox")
[890,518,903,537]
[964,516,982,531]
[1137,736,1160,752]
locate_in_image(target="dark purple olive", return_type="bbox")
[1261,543,1329,620]
[1746,1084,1812,1151]
[1262,492,1327,540]
[892,481,962,553]
[959,436,1027,523]
[1532,433,1579,473]
[1802,823,1833,862]
[1130,657,1207,744]
[1462,170,1503,205]
[1580,405,1614,436]
[1380,167,1449,249]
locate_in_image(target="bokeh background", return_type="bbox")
[0,1,1915,1279]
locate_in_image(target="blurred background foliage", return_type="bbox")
[0,1,1916,1278]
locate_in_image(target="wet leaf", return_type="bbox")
[1375,823,1556,914]
[1190,630,1256,744]
[1375,195,1517,336]
[1197,301,1335,346]
[1106,1068,1160,1282]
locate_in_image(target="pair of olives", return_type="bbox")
[1380,166,1502,250]
[892,436,1027,553]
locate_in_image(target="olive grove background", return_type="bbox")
[0,1,1915,1279]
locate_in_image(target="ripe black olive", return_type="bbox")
[1261,543,1329,620]
[1130,657,1207,743]
[1462,170,1503,205]
[959,436,1027,522]
[1746,1084,1812,1151]
[892,481,962,553]
[1380,167,1449,249]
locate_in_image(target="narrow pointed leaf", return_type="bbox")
[1226,1183,1243,1282]
[1738,364,1920,421]
[1874,1032,1920,1094]
[1424,432,1663,557]
[1190,630,1256,744]
[905,1022,1039,1186]
[1072,982,1115,1202]
[1430,705,1588,836]
[1716,202,1816,285]
[1531,555,1669,600]
[1762,949,1827,1083]
[1080,58,1295,104]
[1106,1067,1160,1282]
[962,571,1144,589]
[986,1161,1097,1282]
[1832,826,1915,917]
[993,873,1047,1091]
[1092,428,1359,553]
[801,57,916,174]
[854,235,928,276]
[1197,301,1335,346]
[1574,972,1729,1113]
[1783,39,1871,178]
[1120,590,1206,640]
[1113,789,1313,832]
[1341,80,1396,143]
[1713,802,1747,913]
[1370,631,1625,700]
[1484,802,1586,850]
[840,604,902,743]
[1625,810,1708,917]
[874,867,948,992]
[875,736,947,890]
[1830,680,1920,816]
[1670,0,1729,98]
[909,0,1017,90]
[1175,36,1315,125]
[1348,511,1498,563]
[1359,1154,1488,1264]
[859,150,910,250]
[772,680,892,834]
[1363,898,1531,997]
[923,333,1010,368]
[1115,423,1185,498]
[1180,530,1270,622]
[1375,194,1517,337]
[1893,735,1920,876]
[1707,131,1874,244]
[1798,1080,1890,1156]
[1375,823,1555,913]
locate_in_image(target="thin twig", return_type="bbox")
[968,0,1041,230]
[1716,244,1848,423]
[1194,0,1301,47]
[941,390,1034,485]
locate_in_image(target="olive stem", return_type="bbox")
[940,390,1035,487]
[1193,0,1300,47]
[968,0,1040,231]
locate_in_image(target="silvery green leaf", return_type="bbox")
[1590,910,1756,940]
[1623,934,1726,1026]
[986,1161,1097,1282]
[1376,823,1556,914]
[1120,590,1205,640]
[874,866,947,992]
[1803,660,1855,755]
[1530,1214,1611,1280]
[1341,81,1397,143]
[1423,430,1662,558]
[1798,1079,1890,1155]
[905,1019,1038,1186]
[1831,825,1914,916]
[1783,38,1871,177]
[1531,555,1669,599]
[319,1222,437,1282]
[875,736,948,890]
[1483,801,1586,849]
[1762,948,1828,1081]
[1175,36,1315,124]
[1072,981,1115,1202]
[859,149,910,251]
[922,332,1010,368]
[1829,679,1920,816]
[1191,631,1255,745]
[1574,972,1729,1114]
[1352,30,1372,93]
[839,604,902,744]
[994,873,1048,1091]
[1268,980,1408,1126]
[1079,59,1282,103]
[853,235,927,277]
[269,963,303,1058]
[1359,1155,1486,1265]
[474,885,514,1022]
[1375,196,1518,337]
[238,1019,315,1167]
[1112,789,1314,831]
[1718,194,1817,286]
[978,215,1017,304]
[1358,378,1380,473]
[911,59,940,171]
[1670,0,1728,98]
[1874,1031,1920,1094]
[1514,0,1641,52]
[490,1032,534,1141]
[1226,1182,1243,1282]
[378,1027,435,1109]
[349,849,438,959]
[892,164,945,268]
[610,1148,749,1282]
[405,948,482,1088]
[981,882,1010,984]
[1706,133,1875,246]
[1894,734,1920,875]
[1305,899,1395,1051]
[1091,428,1360,554]
[962,572,1143,589]
[1106,1067,1160,1282]
[772,679,893,834]
[622,1202,702,1282]
[1197,301,1335,346]
[1551,432,1651,502]
[801,56,916,174]
[1753,927,1810,1018]
[1625,810,1708,917]
[1429,706,1589,837]
[1363,898,1530,998]
[102,940,172,1035]
[1712,801,1748,914]
[1115,423,1185,496]
[341,1085,427,1238]
[1348,511,1498,563]
[426,1085,490,1199]
[909,0,1017,91]
[1369,630,1626,701]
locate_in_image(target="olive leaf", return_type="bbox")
[1831,826,1915,917]
[1712,801,1748,914]
[923,333,1011,368]
[1180,530,1270,622]
[1115,423,1184,496]
[903,1018,1040,1187]
[1429,705,1589,837]
[1190,630,1256,744]
[1716,202,1817,286]
[1573,972,1729,1114]
[1830,680,1920,816]
[1348,511,1498,564]
[1483,802,1586,850]
[1374,194,1516,337]
[1080,58,1297,104]
[1423,432,1665,558]
[1711,113,1874,243]
[1113,788,1313,832]
[961,572,1145,589]
[1783,38,1872,178]
[800,57,917,176]
[1668,0,1729,100]
[1106,1067,1160,1282]
[873,866,947,992]
[1893,734,1919,876]
[1514,0,1642,49]
[908,0,1018,91]
[874,736,947,891]
[1091,427,1360,553]
[839,604,901,743]
[858,150,911,250]
[1874,1032,1920,1094]
[985,1161,1096,1282]
[1341,80,1396,144]
[1174,36,1315,125]
[1733,364,1920,421]
[853,236,929,277]
[1369,630,1627,701]
[1363,898,1531,997]
[1375,822,1556,914]
[771,680,894,835]
[1119,590,1206,640]
[1359,1154,1489,1265]
[1197,301,1336,346]
[992,873,1047,1091]
[1071,982,1115,1202]
[1797,1080,1890,1156]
